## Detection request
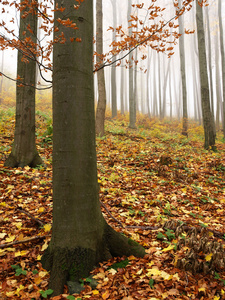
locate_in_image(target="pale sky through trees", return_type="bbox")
[0,0,224,119]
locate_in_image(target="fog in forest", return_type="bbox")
[0,0,224,121]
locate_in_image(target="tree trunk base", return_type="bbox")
[4,152,43,168]
[41,221,145,296]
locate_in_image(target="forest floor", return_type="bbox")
[0,106,225,300]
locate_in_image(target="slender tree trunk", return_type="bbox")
[162,58,171,119]
[158,54,162,119]
[218,0,225,137]
[178,0,188,136]
[153,52,158,117]
[4,0,43,167]
[120,65,125,115]
[196,1,215,149]
[118,6,124,115]
[0,51,4,104]
[169,64,173,120]
[110,0,117,118]
[205,5,216,134]
[95,0,107,136]
[147,65,151,117]
[128,2,136,128]
[215,34,222,130]
[41,1,145,296]
[134,48,138,114]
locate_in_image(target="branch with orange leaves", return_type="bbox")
[0,72,52,90]
[94,0,194,72]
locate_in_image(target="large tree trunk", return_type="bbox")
[41,1,145,296]
[196,1,216,149]
[178,0,188,136]
[4,0,43,167]
[95,0,107,136]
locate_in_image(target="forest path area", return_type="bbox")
[0,110,225,299]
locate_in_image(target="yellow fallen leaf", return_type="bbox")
[161,271,172,280]
[213,296,220,300]
[15,250,28,257]
[102,291,110,299]
[92,290,99,295]
[205,253,213,262]
[221,289,224,295]
[39,271,49,278]
[43,224,51,232]
[37,254,42,260]
[38,207,45,213]
[5,235,16,243]
[108,268,117,275]
[0,249,6,256]
[34,276,42,285]
[0,232,7,239]
[15,222,23,229]
[146,268,161,277]
[16,284,25,296]
[161,244,174,252]
[6,291,14,297]
[17,233,24,241]
[7,184,14,189]
[173,273,180,281]
[198,287,205,292]
[136,268,143,275]
[41,240,49,251]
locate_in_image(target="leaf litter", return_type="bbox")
[0,111,225,299]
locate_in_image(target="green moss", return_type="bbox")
[128,238,139,247]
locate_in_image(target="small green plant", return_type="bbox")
[199,223,208,228]
[214,272,225,286]
[149,278,154,288]
[165,229,175,241]
[129,208,135,216]
[11,265,27,276]
[138,210,145,216]
[190,212,196,218]
[40,289,53,298]
[157,232,166,240]
[67,296,78,300]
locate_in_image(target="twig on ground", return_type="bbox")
[100,200,124,228]
[16,206,45,227]
[0,234,51,249]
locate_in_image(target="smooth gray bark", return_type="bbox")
[128,1,136,128]
[205,5,216,134]
[196,1,215,149]
[178,0,188,136]
[41,1,145,296]
[4,0,43,167]
[0,51,4,104]
[95,0,107,136]
[218,0,225,137]
[158,54,162,119]
[110,0,117,118]
[215,34,222,129]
